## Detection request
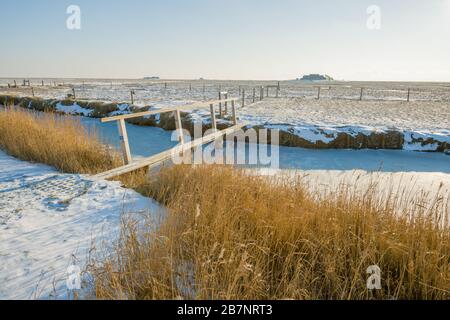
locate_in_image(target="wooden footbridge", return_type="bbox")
[94,97,247,180]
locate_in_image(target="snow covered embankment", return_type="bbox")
[0,151,161,300]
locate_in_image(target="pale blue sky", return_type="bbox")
[1,0,449,81]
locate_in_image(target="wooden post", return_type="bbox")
[218,91,222,118]
[130,90,135,105]
[360,88,363,101]
[224,92,228,115]
[210,104,217,130]
[72,88,76,99]
[276,84,279,98]
[253,87,256,103]
[317,87,321,100]
[42,80,44,86]
[7,83,10,88]
[174,110,185,145]
[117,119,132,165]
[407,88,410,102]
[165,82,167,89]
[231,100,237,125]
[260,86,264,101]
[13,80,17,87]
[266,86,269,98]
[242,89,245,107]
[31,87,34,97]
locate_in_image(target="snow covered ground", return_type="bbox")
[0,151,161,300]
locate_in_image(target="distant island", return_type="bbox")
[144,76,160,80]
[298,74,333,81]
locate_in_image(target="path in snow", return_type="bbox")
[0,151,161,300]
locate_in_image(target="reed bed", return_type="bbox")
[92,165,449,300]
[0,106,121,174]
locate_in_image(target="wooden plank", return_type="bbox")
[101,97,239,123]
[94,123,247,180]
[117,119,132,165]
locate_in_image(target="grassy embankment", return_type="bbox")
[0,107,448,299]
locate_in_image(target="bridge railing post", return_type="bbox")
[117,119,132,165]
[210,104,217,131]
[174,110,185,145]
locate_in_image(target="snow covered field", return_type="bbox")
[239,97,450,151]
[2,79,449,151]
[0,151,161,300]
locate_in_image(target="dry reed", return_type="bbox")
[0,106,121,174]
[93,165,449,300]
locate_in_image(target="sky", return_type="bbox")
[0,0,449,81]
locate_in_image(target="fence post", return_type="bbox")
[253,87,256,103]
[231,100,237,125]
[407,88,411,102]
[14,80,17,87]
[117,119,132,165]
[130,90,135,105]
[218,91,222,118]
[317,87,321,100]
[242,89,245,107]
[210,104,217,130]
[72,88,76,99]
[260,86,264,101]
[360,88,363,101]
[266,86,269,98]
[224,92,228,115]
[42,80,44,86]
[31,87,34,97]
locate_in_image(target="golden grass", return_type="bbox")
[93,165,449,300]
[0,107,121,174]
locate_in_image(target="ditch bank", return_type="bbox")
[1,94,448,153]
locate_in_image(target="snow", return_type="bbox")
[0,150,162,300]
[56,102,93,117]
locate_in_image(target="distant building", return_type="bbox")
[298,74,333,81]
[144,76,160,80]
